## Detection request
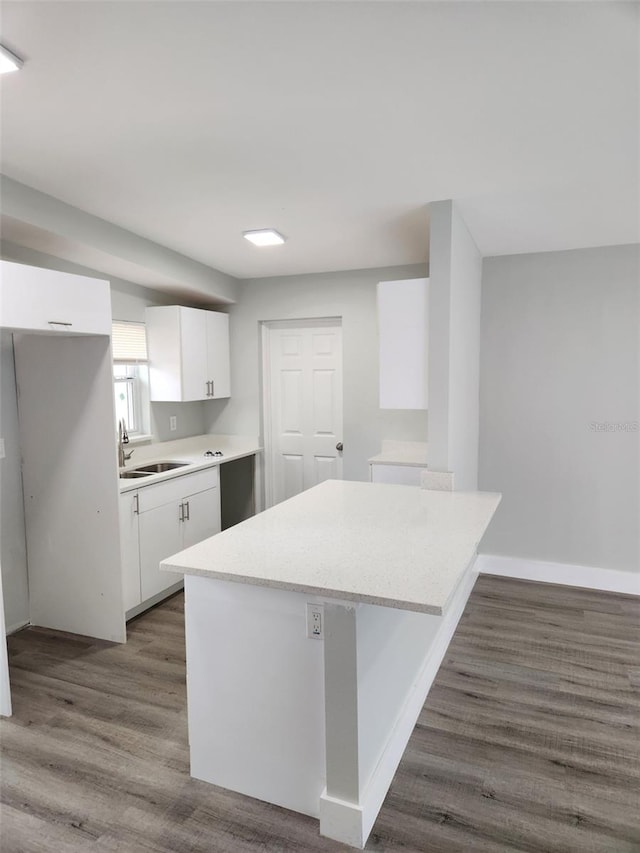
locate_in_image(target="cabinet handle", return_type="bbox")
[133,494,139,515]
[184,500,190,521]
[48,320,73,327]
[206,380,212,397]
[210,379,214,397]
[179,502,185,522]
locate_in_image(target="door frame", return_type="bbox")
[260,317,342,510]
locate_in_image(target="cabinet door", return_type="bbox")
[182,486,221,550]
[146,306,183,401]
[146,306,229,402]
[206,312,231,399]
[119,492,142,611]
[139,501,184,601]
[146,306,208,402]
[180,307,209,401]
[1,260,112,335]
[370,464,424,486]
[377,278,428,410]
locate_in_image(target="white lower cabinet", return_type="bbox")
[139,502,184,602]
[181,487,221,549]
[121,467,221,615]
[120,491,142,611]
[370,463,426,486]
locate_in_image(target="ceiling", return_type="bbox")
[1,1,638,283]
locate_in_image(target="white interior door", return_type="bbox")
[266,320,343,507]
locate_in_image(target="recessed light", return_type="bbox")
[0,44,23,74]
[243,229,286,247]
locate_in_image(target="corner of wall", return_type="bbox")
[427,200,483,490]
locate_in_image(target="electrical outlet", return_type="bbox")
[169,416,177,432]
[306,603,324,639]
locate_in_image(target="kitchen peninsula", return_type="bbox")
[162,480,501,849]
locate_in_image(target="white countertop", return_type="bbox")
[119,434,262,493]
[161,480,501,615]
[368,440,429,467]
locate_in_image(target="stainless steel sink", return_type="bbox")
[120,470,154,479]
[131,461,189,474]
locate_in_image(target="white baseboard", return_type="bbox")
[6,618,30,636]
[319,561,478,849]
[475,554,640,596]
[319,791,365,849]
[125,580,184,622]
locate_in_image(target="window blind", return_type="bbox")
[112,321,148,363]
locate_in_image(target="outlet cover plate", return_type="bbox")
[306,603,324,640]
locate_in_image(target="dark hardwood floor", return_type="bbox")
[1,575,639,852]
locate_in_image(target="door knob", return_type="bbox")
[336,442,343,452]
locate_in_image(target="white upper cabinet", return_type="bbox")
[377,277,429,410]
[145,305,230,402]
[0,260,112,335]
[205,310,231,398]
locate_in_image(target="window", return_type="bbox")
[112,321,150,437]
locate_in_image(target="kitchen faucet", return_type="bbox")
[118,419,135,468]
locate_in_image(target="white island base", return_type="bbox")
[165,481,501,848]
[185,567,475,847]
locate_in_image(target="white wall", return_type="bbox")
[356,604,440,790]
[0,332,29,631]
[110,279,175,321]
[185,575,326,817]
[479,243,639,573]
[204,265,428,483]
[1,176,238,304]
[427,200,482,490]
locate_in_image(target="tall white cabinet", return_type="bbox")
[146,305,230,401]
[0,260,125,645]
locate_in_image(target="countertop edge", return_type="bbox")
[157,481,501,617]
[119,445,263,493]
[368,456,429,467]
[159,562,444,616]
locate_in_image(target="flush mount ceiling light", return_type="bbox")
[243,229,286,247]
[0,44,23,74]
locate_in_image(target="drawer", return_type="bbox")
[137,466,219,513]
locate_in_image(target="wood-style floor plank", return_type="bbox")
[1,575,638,851]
